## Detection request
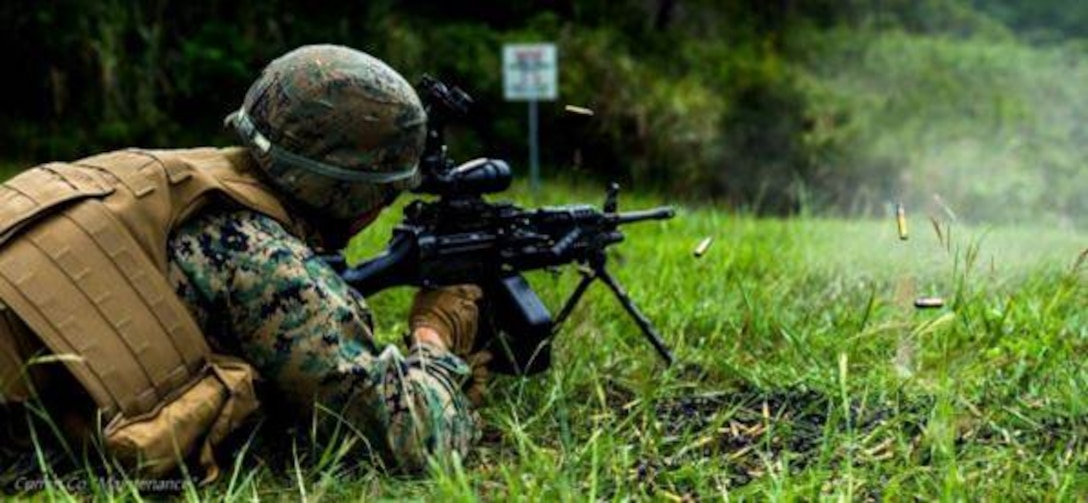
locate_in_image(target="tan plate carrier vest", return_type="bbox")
[0,147,303,482]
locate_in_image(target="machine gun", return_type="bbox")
[333,75,676,375]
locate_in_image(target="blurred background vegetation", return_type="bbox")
[1,0,1084,228]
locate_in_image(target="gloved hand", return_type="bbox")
[462,350,492,407]
[409,285,483,357]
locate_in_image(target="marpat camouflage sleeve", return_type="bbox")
[166,209,478,471]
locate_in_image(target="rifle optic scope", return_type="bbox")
[415,157,512,196]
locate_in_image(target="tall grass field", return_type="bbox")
[3,181,1084,500]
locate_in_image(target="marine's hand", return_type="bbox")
[409,285,483,357]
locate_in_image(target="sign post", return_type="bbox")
[503,43,557,195]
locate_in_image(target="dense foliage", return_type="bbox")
[1,0,1084,226]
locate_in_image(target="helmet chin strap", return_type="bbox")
[227,107,419,184]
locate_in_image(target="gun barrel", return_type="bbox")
[612,207,675,225]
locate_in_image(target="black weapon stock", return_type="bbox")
[332,75,676,375]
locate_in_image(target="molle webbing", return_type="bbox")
[0,200,208,418]
[0,148,292,480]
[0,147,296,423]
[0,164,113,245]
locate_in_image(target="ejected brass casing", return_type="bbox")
[896,203,908,241]
[564,105,595,116]
[914,297,944,309]
[693,237,713,258]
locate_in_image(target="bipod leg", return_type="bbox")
[596,268,675,366]
[552,267,596,334]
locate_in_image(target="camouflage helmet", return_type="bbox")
[226,44,426,220]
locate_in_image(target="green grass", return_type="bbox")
[6,181,1086,500]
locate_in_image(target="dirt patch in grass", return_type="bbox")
[621,381,1086,494]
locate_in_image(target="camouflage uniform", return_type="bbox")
[167,208,478,470]
[208,45,478,470]
[0,45,477,479]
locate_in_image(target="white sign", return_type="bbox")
[503,43,558,101]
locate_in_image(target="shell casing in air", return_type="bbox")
[693,237,713,258]
[914,297,944,309]
[564,105,595,116]
[896,203,908,241]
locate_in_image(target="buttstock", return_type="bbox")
[339,233,418,297]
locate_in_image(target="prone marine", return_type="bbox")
[0,44,489,481]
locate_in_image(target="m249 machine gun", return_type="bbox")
[334,76,676,375]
